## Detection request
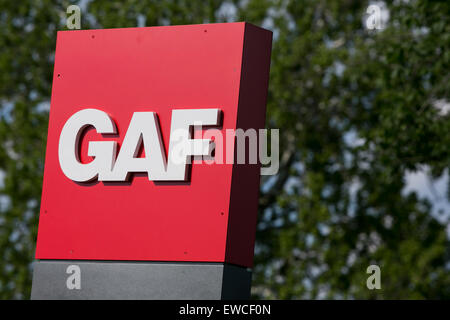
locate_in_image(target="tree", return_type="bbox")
[0,0,448,299]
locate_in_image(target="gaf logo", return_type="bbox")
[35,24,273,267]
[59,108,221,182]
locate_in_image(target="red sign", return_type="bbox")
[35,22,272,268]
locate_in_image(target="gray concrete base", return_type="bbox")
[31,260,252,300]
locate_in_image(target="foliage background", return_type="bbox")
[0,0,449,299]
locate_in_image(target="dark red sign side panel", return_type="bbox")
[35,23,272,268]
[225,24,273,268]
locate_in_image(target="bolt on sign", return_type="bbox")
[32,22,272,299]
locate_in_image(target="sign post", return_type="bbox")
[31,22,272,299]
